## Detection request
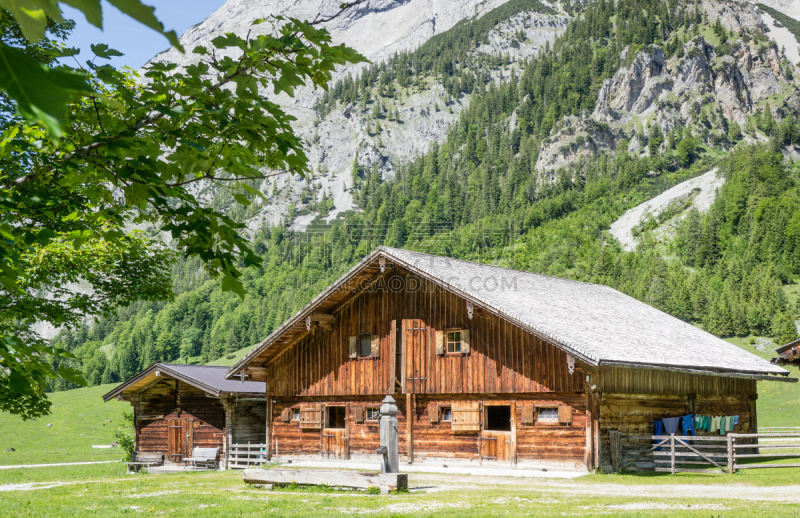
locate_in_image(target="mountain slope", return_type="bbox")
[155,0,567,230]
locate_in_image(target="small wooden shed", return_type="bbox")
[103,363,266,468]
[226,246,795,472]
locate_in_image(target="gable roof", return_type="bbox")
[228,247,794,381]
[103,363,266,402]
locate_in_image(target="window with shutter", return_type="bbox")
[446,330,461,353]
[365,407,380,421]
[359,334,372,357]
[521,405,535,425]
[370,335,380,358]
[536,407,559,425]
[299,405,322,430]
[428,402,439,424]
[451,401,480,432]
[558,405,573,425]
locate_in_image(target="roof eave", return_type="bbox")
[600,360,797,382]
[102,363,224,402]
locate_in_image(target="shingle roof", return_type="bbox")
[228,247,792,380]
[103,363,266,402]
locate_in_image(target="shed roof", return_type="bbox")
[228,247,793,381]
[103,363,266,402]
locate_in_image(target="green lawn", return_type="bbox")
[725,335,800,428]
[205,344,258,367]
[0,384,128,466]
[1,463,800,517]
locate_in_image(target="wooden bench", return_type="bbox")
[182,447,219,470]
[125,452,164,473]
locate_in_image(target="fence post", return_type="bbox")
[727,435,734,474]
[670,434,676,475]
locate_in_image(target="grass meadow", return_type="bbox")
[1,463,800,517]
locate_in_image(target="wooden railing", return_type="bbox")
[613,432,800,474]
[227,443,269,469]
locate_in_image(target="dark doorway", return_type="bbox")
[327,406,346,429]
[485,405,511,431]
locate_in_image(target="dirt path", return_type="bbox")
[412,473,800,503]
[0,460,120,470]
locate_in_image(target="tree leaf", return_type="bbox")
[90,43,123,59]
[0,42,95,135]
[106,0,184,52]
[62,0,103,28]
[0,0,63,42]
[58,365,86,386]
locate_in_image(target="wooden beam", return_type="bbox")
[585,388,594,471]
[243,469,408,494]
[406,395,414,464]
[266,396,273,461]
[510,400,517,466]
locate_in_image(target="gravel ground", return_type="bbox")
[761,11,800,64]
[609,168,723,251]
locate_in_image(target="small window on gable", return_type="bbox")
[359,334,372,357]
[365,408,380,421]
[447,331,461,354]
[292,408,300,421]
[537,407,559,424]
[441,407,452,422]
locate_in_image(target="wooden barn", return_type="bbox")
[103,364,266,468]
[227,247,794,472]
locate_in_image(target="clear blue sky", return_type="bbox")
[61,0,227,69]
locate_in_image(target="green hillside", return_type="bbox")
[0,383,127,465]
[0,347,256,466]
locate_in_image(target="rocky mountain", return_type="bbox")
[48,0,800,390]
[537,0,800,172]
[154,0,568,231]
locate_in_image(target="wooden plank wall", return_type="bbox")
[515,394,587,466]
[232,400,267,445]
[137,380,225,454]
[265,272,582,397]
[401,275,582,395]
[597,393,754,467]
[271,395,586,466]
[597,366,758,396]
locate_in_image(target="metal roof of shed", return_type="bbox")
[103,363,266,402]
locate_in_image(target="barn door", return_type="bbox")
[167,418,193,462]
[321,406,348,459]
[481,405,512,464]
[402,319,427,394]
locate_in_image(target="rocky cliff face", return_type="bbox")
[155,0,566,230]
[536,0,800,172]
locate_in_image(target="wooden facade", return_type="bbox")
[105,364,266,468]
[231,251,788,472]
[133,379,226,462]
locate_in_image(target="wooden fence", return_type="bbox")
[612,432,800,474]
[227,443,269,469]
